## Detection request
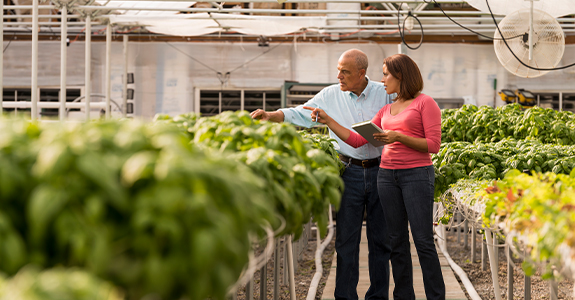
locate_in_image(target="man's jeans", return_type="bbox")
[377,166,445,300]
[335,162,391,300]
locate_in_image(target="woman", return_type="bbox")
[304,54,445,300]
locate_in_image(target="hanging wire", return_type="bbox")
[166,42,220,73]
[166,40,285,86]
[227,41,284,73]
[3,33,16,53]
[484,0,575,71]
[397,3,423,50]
[423,0,524,41]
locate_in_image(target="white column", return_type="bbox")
[31,0,39,120]
[59,6,67,120]
[84,13,91,120]
[240,89,244,111]
[105,24,112,118]
[122,35,128,117]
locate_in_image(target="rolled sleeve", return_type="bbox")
[279,106,316,128]
[278,92,325,128]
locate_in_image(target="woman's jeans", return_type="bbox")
[377,166,445,300]
[335,162,391,300]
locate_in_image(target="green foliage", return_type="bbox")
[167,111,344,238]
[442,104,575,144]
[0,118,275,300]
[480,170,575,278]
[298,131,345,175]
[0,111,343,299]
[0,267,123,300]
[432,139,575,198]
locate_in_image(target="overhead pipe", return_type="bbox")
[74,5,509,16]
[7,28,575,38]
[2,21,100,25]
[103,0,467,2]
[322,23,508,29]
[5,5,55,9]
[2,101,107,109]
[3,14,82,19]
[44,15,509,22]
[2,26,101,32]
[1,15,506,21]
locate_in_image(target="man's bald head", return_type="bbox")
[337,49,369,95]
[340,49,369,72]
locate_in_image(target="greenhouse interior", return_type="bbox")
[1,0,575,299]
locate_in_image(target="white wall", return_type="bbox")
[3,39,575,119]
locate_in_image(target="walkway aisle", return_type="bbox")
[322,225,467,300]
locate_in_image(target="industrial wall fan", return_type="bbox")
[493,7,565,78]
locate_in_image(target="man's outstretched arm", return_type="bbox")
[250,109,285,123]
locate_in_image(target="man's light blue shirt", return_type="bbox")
[280,79,394,160]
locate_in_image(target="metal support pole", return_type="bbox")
[105,23,112,118]
[457,213,462,244]
[259,255,267,300]
[84,13,91,121]
[246,276,254,300]
[485,230,502,300]
[293,237,299,274]
[283,238,288,285]
[59,6,67,120]
[274,238,280,300]
[550,280,558,300]
[481,235,487,271]
[441,224,447,251]
[471,226,476,263]
[507,244,513,300]
[122,35,128,117]
[524,248,531,300]
[287,235,296,300]
[31,0,39,120]
[493,232,499,268]
[463,219,468,248]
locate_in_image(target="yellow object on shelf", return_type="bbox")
[498,89,517,104]
[516,89,536,106]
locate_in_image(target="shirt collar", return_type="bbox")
[349,77,371,100]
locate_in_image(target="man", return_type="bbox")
[250,49,393,300]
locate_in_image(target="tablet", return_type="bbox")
[351,121,386,147]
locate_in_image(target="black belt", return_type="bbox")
[339,153,380,168]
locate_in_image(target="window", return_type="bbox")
[2,88,82,117]
[196,89,281,116]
